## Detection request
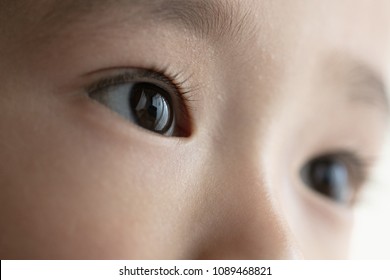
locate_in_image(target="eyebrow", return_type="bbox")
[43,0,389,116]
[151,0,256,43]
[327,57,389,116]
[351,65,389,113]
[43,0,257,44]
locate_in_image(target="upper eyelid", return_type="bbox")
[84,67,198,102]
[86,69,177,94]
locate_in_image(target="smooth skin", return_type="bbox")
[0,0,389,259]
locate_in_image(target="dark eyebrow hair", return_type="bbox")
[151,0,256,43]
[41,0,257,45]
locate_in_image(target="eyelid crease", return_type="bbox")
[86,68,188,94]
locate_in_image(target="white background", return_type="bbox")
[2,261,390,280]
[350,129,390,259]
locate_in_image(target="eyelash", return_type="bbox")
[86,66,196,104]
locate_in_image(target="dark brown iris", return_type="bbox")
[130,83,173,134]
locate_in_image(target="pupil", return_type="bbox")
[302,156,350,203]
[130,83,173,134]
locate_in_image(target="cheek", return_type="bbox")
[281,179,353,259]
[0,89,195,259]
[263,123,354,259]
[0,77,358,260]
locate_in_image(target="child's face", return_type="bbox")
[0,0,389,259]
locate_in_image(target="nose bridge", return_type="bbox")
[189,61,302,258]
[192,138,302,259]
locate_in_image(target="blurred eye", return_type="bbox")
[300,153,366,204]
[87,70,191,136]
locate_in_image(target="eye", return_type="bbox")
[87,69,191,137]
[300,153,366,205]
[129,83,174,134]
